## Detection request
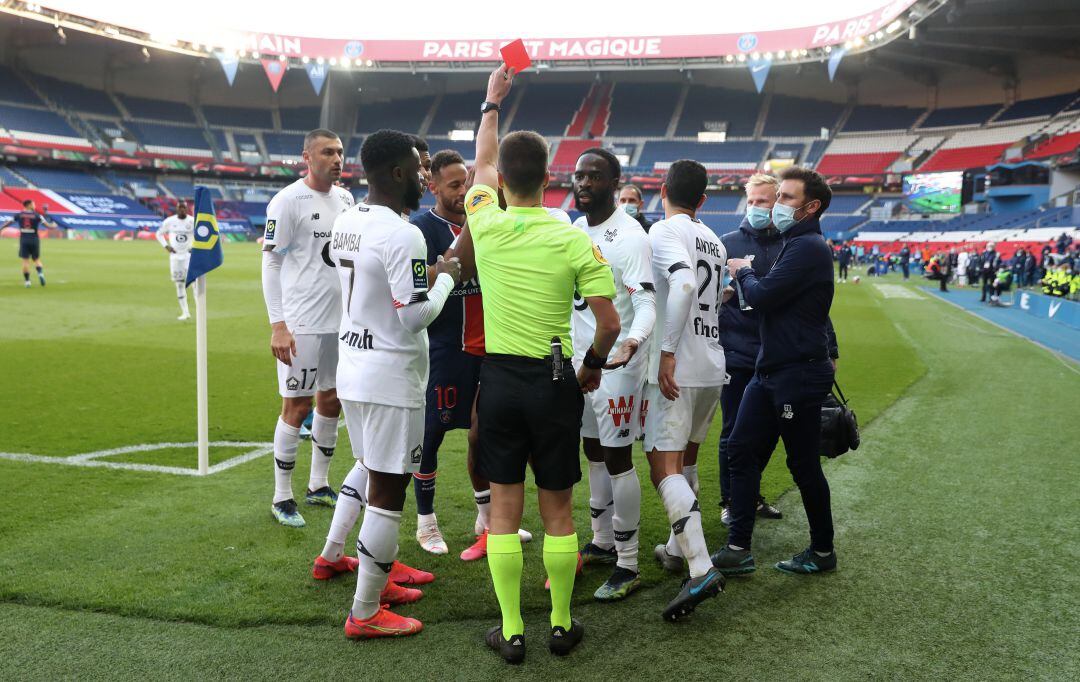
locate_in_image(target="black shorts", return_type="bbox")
[476,354,583,491]
[18,239,40,260]
[426,345,483,432]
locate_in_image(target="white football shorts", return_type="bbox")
[276,332,338,397]
[341,399,424,475]
[580,365,646,448]
[642,383,722,453]
[169,252,190,283]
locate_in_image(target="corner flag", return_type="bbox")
[186,186,222,475]
[186,187,223,286]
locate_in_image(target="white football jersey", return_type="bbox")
[571,209,654,372]
[157,215,195,253]
[264,179,354,334]
[330,203,432,409]
[648,213,727,388]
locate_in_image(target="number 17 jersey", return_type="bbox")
[648,213,727,388]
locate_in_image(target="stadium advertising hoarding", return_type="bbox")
[41,0,917,62]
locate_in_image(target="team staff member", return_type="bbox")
[712,166,839,576]
[618,184,653,232]
[717,174,838,525]
[457,64,620,663]
[155,200,195,320]
[3,199,57,287]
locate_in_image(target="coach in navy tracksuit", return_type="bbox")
[712,167,839,576]
[718,183,839,524]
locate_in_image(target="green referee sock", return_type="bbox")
[487,533,524,639]
[543,532,578,630]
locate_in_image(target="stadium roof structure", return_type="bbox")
[6,0,942,72]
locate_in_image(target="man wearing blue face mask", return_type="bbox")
[712,166,839,577]
[618,184,654,232]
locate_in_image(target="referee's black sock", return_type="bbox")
[23,272,30,283]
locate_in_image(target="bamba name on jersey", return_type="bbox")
[333,232,362,252]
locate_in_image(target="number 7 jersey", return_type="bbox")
[648,213,727,387]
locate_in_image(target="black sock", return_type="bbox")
[23,272,30,282]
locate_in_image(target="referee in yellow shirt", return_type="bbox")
[454,65,620,663]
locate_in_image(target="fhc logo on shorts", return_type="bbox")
[410,445,423,465]
[607,395,635,427]
[286,376,300,391]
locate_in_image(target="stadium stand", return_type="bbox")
[675,87,760,138]
[995,93,1077,123]
[118,94,197,125]
[768,143,805,162]
[15,165,109,192]
[427,90,486,136]
[0,65,44,106]
[829,195,873,213]
[550,139,599,172]
[37,76,119,118]
[805,139,829,166]
[0,103,80,138]
[763,96,845,137]
[605,83,682,137]
[263,133,306,160]
[512,83,592,137]
[0,166,28,187]
[816,134,918,175]
[355,97,430,135]
[125,122,212,157]
[279,106,321,131]
[203,105,273,129]
[919,122,1043,172]
[918,104,1001,129]
[699,194,742,213]
[842,105,924,132]
[638,140,767,171]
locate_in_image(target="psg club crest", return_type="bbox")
[737,34,758,53]
[345,41,364,58]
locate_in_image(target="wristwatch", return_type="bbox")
[480,101,501,114]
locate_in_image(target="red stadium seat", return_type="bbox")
[815,152,901,175]
[919,144,1010,172]
[1026,131,1080,160]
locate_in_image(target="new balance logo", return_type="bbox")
[613,529,637,542]
[590,506,605,519]
[671,516,689,535]
[340,485,364,502]
[340,329,374,350]
[607,395,635,427]
[617,428,630,439]
[274,457,295,471]
[317,446,335,458]
[357,541,393,573]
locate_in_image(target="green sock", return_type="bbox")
[543,532,578,630]
[487,533,524,639]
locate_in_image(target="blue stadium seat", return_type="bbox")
[676,87,761,138]
[263,133,305,156]
[203,105,273,129]
[160,178,224,200]
[15,165,110,192]
[606,83,682,137]
[427,90,485,137]
[0,66,44,106]
[38,77,118,118]
[0,103,79,137]
[806,139,829,166]
[118,95,197,124]
[698,194,742,212]
[424,138,475,161]
[0,165,28,187]
[828,195,871,214]
[919,104,1001,128]
[105,170,157,192]
[511,83,592,137]
[843,105,923,132]
[125,122,210,150]
[638,140,767,167]
[995,93,1076,123]
[234,133,259,152]
[346,135,364,162]
[355,97,431,134]
[764,96,845,137]
[280,106,321,131]
[769,143,805,162]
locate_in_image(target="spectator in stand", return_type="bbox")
[617,184,653,232]
[1023,250,1037,288]
[898,244,911,280]
[979,243,1000,303]
[1010,249,1026,287]
[1057,232,1073,255]
[837,242,853,283]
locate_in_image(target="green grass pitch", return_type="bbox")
[1,239,1077,679]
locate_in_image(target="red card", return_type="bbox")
[500,39,532,73]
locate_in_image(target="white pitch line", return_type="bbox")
[0,442,274,476]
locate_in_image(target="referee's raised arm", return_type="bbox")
[467,64,619,663]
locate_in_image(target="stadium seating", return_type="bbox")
[763,96,845,137]
[279,106,321,131]
[424,138,476,162]
[1027,130,1080,159]
[38,76,119,118]
[0,103,80,138]
[346,135,364,162]
[918,104,1001,129]
[203,105,273,129]
[0,66,44,106]
[675,87,760,138]
[805,139,829,166]
[816,134,917,175]
[605,83,682,137]
[544,186,570,209]
[551,139,598,172]
[842,105,924,132]
[699,194,742,213]
[768,143,805,162]
[125,122,212,156]
[118,95,197,125]
[15,165,109,192]
[996,93,1077,123]
[828,195,872,213]
[427,90,485,137]
[355,97,430,134]
[512,83,592,137]
[918,122,1044,171]
[105,170,158,193]
[638,140,767,171]
[263,133,306,159]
